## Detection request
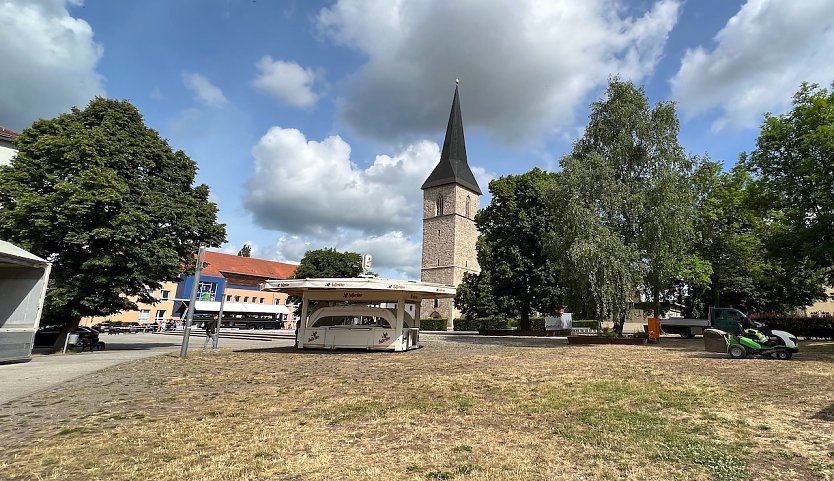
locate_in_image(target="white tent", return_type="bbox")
[261,277,456,351]
[0,240,51,363]
[186,300,290,315]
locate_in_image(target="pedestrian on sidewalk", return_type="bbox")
[203,315,219,353]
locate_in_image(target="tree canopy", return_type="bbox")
[0,98,226,331]
[293,248,363,279]
[551,79,695,329]
[466,168,562,330]
[744,82,834,285]
[237,244,252,257]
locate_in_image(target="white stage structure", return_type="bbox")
[261,278,456,351]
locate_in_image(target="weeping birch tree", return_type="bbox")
[550,80,695,331]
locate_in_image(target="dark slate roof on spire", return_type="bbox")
[421,85,482,195]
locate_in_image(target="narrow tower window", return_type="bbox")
[436,195,444,216]
[465,196,471,218]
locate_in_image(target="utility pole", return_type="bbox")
[180,245,206,357]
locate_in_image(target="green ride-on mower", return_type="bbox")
[704,322,798,360]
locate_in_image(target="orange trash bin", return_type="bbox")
[647,317,661,343]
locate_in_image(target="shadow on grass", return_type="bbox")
[812,402,834,422]
[435,335,569,348]
[229,345,415,355]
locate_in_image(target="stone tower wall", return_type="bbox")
[420,184,481,328]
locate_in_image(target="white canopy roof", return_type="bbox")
[260,277,457,299]
[0,240,48,268]
[191,300,290,315]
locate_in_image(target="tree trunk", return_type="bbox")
[613,310,626,335]
[518,306,531,331]
[653,287,661,319]
[51,318,82,353]
[712,275,720,307]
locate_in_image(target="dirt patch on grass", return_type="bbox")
[0,337,832,480]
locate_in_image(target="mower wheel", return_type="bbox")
[728,345,747,359]
[679,327,694,339]
[775,349,792,360]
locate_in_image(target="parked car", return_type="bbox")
[34,325,100,348]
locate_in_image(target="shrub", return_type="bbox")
[420,318,448,331]
[453,317,512,331]
[753,316,834,339]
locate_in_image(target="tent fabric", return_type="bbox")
[192,300,289,315]
[260,277,457,299]
[0,240,48,267]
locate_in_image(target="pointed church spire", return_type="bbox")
[421,81,482,195]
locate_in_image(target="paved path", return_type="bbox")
[0,332,294,406]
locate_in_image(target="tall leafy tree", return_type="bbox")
[552,79,694,330]
[744,82,834,284]
[691,161,825,314]
[0,98,226,343]
[293,248,362,279]
[237,244,252,257]
[454,271,498,321]
[474,168,562,330]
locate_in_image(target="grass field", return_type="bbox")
[1,336,832,481]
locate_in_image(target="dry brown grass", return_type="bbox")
[1,336,832,481]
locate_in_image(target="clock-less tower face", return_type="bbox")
[419,84,481,328]
[420,184,480,324]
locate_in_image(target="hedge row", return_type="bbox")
[420,317,599,331]
[450,317,601,331]
[754,317,834,339]
[419,318,449,331]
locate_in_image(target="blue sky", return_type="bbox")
[2,0,834,279]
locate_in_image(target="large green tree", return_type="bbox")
[293,248,363,279]
[0,98,226,341]
[744,82,834,284]
[551,79,695,330]
[472,168,562,330]
[688,160,825,314]
[454,270,498,321]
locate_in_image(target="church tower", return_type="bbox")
[420,82,482,328]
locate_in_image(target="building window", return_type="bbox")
[244,296,249,303]
[139,309,150,321]
[433,299,439,308]
[198,282,217,301]
[465,260,468,268]
[274,299,279,305]
[234,296,240,302]
[155,310,166,321]
[437,259,440,266]
[159,290,170,301]
[465,196,471,218]
[436,195,444,216]
[437,229,441,237]
[260,298,264,303]
[226,295,232,302]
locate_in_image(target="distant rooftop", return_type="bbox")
[201,250,297,280]
[0,127,19,143]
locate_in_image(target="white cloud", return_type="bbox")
[0,0,104,130]
[342,231,422,279]
[243,127,495,278]
[150,87,164,100]
[316,0,681,143]
[182,72,228,107]
[268,232,421,279]
[670,0,834,131]
[252,56,320,108]
[244,127,440,237]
